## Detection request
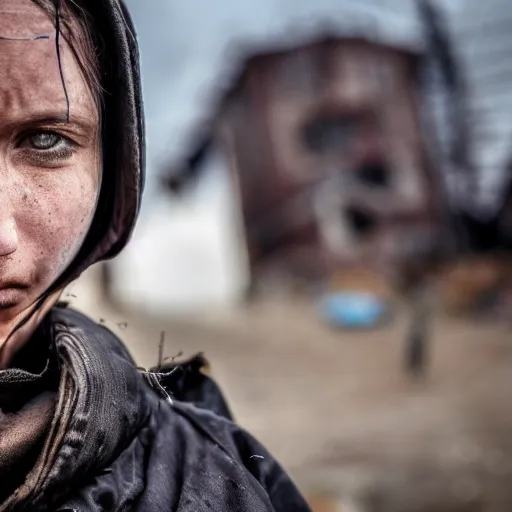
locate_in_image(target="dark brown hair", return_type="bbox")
[30,0,103,110]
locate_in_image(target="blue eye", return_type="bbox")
[28,132,63,150]
[18,130,77,166]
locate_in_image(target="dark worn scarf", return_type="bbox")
[0,306,150,511]
[0,322,58,504]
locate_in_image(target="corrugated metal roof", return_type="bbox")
[449,0,512,218]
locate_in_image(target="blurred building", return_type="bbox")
[108,0,467,314]
[189,39,447,292]
[161,2,464,299]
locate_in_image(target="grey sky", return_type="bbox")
[124,0,430,211]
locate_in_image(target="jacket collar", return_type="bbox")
[2,306,151,510]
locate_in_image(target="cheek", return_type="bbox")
[19,167,99,284]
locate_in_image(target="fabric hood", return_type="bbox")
[53,0,145,290]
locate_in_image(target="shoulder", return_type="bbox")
[148,394,311,512]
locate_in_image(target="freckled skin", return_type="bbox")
[0,0,100,357]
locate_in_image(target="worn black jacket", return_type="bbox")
[16,306,311,511]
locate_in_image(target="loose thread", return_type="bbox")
[55,0,70,122]
[157,331,165,369]
[0,35,50,41]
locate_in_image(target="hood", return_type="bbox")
[30,0,144,296]
[55,0,145,289]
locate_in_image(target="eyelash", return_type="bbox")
[18,130,77,166]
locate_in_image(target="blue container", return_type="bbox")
[319,292,389,329]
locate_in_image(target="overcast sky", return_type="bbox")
[123,0,464,215]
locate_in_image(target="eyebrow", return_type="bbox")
[5,111,97,134]
[24,114,93,126]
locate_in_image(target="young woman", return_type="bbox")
[0,1,311,510]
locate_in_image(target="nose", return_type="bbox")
[0,218,18,257]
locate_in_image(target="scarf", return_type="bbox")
[0,306,150,511]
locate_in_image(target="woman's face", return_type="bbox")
[0,0,100,335]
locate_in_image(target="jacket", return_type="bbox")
[12,306,310,511]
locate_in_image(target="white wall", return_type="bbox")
[110,150,250,314]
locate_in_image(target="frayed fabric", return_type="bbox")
[0,306,310,512]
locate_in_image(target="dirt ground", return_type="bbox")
[67,266,512,512]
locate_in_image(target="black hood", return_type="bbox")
[54,0,145,290]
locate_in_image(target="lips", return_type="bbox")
[0,280,30,291]
[0,288,27,310]
[0,278,30,308]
